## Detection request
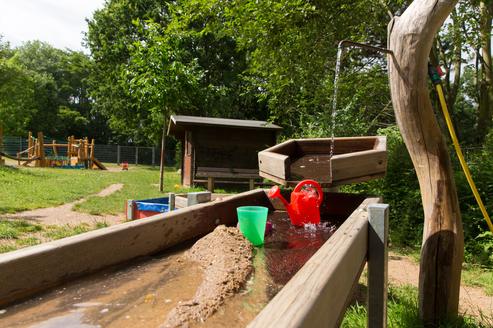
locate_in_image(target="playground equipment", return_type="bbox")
[15,132,106,170]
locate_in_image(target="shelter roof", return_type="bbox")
[168,115,282,137]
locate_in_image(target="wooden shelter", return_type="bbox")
[168,115,282,191]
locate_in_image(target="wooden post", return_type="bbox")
[117,145,121,164]
[207,177,215,192]
[90,139,95,168]
[84,138,89,160]
[249,178,255,190]
[388,0,464,323]
[368,204,389,328]
[159,117,167,193]
[37,132,45,167]
[28,132,33,157]
[52,140,58,157]
[0,125,4,166]
[152,147,155,166]
[135,147,139,165]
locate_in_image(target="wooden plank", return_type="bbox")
[196,167,259,174]
[331,150,387,182]
[175,195,188,209]
[368,204,389,328]
[249,197,380,328]
[196,171,259,178]
[259,170,289,186]
[0,189,271,307]
[258,151,290,179]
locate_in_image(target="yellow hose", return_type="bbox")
[435,84,493,233]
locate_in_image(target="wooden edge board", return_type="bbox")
[0,189,270,307]
[258,151,290,179]
[248,197,380,328]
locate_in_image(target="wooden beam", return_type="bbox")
[388,0,463,323]
[368,204,389,328]
[249,198,380,328]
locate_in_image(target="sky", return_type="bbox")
[0,0,105,52]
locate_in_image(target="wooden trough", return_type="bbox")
[0,189,388,327]
[258,136,387,187]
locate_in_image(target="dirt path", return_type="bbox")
[389,253,493,320]
[5,183,125,226]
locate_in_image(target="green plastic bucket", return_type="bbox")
[237,206,269,246]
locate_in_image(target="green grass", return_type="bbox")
[43,224,92,240]
[73,166,201,215]
[0,220,42,239]
[0,164,203,216]
[0,166,117,213]
[342,285,489,327]
[462,264,493,296]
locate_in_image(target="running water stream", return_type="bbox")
[329,44,346,160]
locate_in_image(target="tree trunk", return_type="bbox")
[477,1,493,142]
[387,0,464,325]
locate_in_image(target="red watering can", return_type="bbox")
[268,179,323,226]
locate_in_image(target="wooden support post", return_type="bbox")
[0,126,4,166]
[168,193,175,211]
[28,132,33,157]
[152,147,155,166]
[52,140,58,157]
[84,138,89,160]
[37,132,45,167]
[135,147,139,165]
[117,145,121,165]
[368,204,389,328]
[249,178,255,190]
[207,177,215,192]
[388,0,463,323]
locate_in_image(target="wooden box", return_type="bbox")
[258,136,387,187]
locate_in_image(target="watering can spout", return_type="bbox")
[268,185,290,209]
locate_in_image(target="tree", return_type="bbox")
[388,0,463,324]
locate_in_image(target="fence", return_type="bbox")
[1,136,176,166]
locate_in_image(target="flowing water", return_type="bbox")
[330,45,346,161]
[0,212,337,328]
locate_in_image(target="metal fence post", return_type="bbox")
[117,145,120,164]
[367,203,389,328]
[135,147,139,165]
[152,147,155,166]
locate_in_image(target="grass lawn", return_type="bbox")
[342,284,489,327]
[0,165,201,215]
[0,164,204,253]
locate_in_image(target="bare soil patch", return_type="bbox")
[388,253,493,320]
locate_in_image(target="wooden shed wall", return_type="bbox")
[192,126,277,169]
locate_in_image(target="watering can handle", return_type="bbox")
[293,180,324,206]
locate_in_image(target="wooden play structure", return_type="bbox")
[15,132,106,170]
[258,136,387,187]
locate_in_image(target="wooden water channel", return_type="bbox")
[0,189,388,327]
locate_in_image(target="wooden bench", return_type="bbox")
[195,167,261,192]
